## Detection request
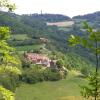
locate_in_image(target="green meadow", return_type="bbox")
[11,34,30,41]
[15,45,42,51]
[15,71,87,100]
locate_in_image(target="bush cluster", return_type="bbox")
[21,66,66,84]
[0,74,20,92]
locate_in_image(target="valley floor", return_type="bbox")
[15,71,87,100]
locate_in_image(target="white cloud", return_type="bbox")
[10,0,100,17]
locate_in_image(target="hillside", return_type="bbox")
[0,10,100,100]
[0,11,72,52]
[0,11,99,64]
[0,0,100,100]
[73,11,100,28]
[22,13,71,22]
[15,71,87,100]
[73,11,100,21]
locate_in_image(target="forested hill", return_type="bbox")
[72,11,100,29]
[0,11,100,63]
[73,11,100,28]
[22,13,71,22]
[0,11,72,52]
[0,11,71,35]
[73,11,100,21]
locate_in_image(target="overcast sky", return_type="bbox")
[11,0,100,17]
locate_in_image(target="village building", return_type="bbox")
[39,38,49,43]
[25,53,50,67]
[24,53,67,75]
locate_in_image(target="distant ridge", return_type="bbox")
[73,11,100,21]
[22,13,71,22]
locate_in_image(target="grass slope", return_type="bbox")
[15,44,42,51]
[15,71,87,100]
[11,34,30,41]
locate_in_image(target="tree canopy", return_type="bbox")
[69,22,100,100]
[0,0,21,100]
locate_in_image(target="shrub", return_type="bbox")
[21,66,65,84]
[0,74,20,92]
[43,68,62,81]
[80,67,90,77]
[22,67,44,84]
[56,59,64,69]
[21,57,31,68]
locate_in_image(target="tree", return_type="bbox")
[0,0,21,100]
[56,59,64,69]
[0,27,21,100]
[80,66,90,77]
[69,22,100,100]
[0,0,16,11]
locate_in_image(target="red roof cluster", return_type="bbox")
[25,53,50,67]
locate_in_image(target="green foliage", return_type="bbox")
[15,45,42,51]
[11,34,30,41]
[73,11,100,29]
[15,72,87,100]
[56,59,64,68]
[43,68,62,81]
[0,86,14,100]
[69,22,100,100]
[69,22,100,50]
[0,26,21,100]
[0,11,69,53]
[80,67,90,77]
[0,66,21,75]
[0,74,20,92]
[21,64,64,84]
[22,14,70,22]
[0,10,99,63]
[21,58,31,68]
[80,72,100,99]
[22,66,44,84]
[68,35,80,46]
[0,0,16,11]
[50,51,94,71]
[0,1,21,100]
[0,26,21,74]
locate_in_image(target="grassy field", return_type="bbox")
[15,71,88,100]
[15,44,42,51]
[11,34,30,41]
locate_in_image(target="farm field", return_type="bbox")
[47,21,74,27]
[15,71,88,100]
